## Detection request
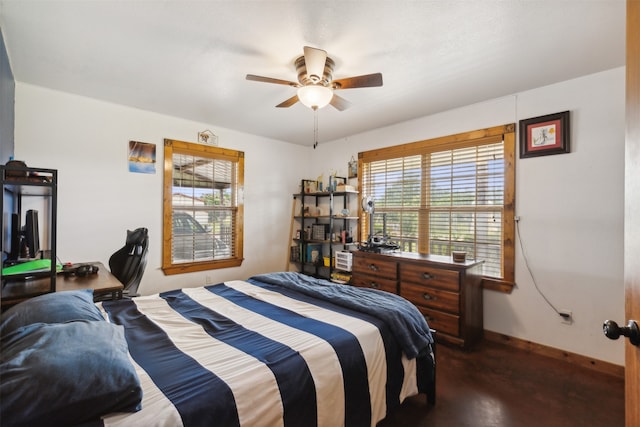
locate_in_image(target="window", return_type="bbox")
[162,139,244,275]
[359,124,516,291]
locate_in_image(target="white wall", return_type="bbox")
[314,67,626,365]
[14,83,309,294]
[14,67,625,366]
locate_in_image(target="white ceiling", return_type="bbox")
[0,0,626,147]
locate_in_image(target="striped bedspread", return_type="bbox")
[97,275,433,427]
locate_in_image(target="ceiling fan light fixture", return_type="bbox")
[248,46,382,111]
[297,85,333,110]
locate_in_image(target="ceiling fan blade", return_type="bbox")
[303,46,327,83]
[330,94,351,111]
[276,95,299,108]
[246,74,299,87]
[332,73,383,89]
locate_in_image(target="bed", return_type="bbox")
[0,272,435,427]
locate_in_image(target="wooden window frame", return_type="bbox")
[162,139,244,275]
[358,124,516,292]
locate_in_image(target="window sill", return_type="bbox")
[162,258,244,275]
[482,277,515,294]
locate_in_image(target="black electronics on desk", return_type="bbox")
[7,210,40,263]
[62,263,99,277]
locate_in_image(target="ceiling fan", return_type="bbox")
[246,46,383,111]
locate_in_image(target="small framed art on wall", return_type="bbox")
[519,111,570,159]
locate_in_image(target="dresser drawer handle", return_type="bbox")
[369,282,380,289]
[422,293,435,301]
[368,264,379,272]
[422,272,434,280]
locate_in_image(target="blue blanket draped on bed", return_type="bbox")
[249,272,433,359]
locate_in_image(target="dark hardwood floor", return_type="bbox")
[379,339,624,427]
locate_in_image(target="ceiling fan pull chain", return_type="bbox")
[313,107,319,149]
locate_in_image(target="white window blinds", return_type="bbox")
[427,142,504,277]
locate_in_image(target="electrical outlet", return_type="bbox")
[559,309,573,324]
[205,275,213,285]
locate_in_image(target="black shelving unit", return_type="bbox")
[290,178,358,282]
[1,165,58,306]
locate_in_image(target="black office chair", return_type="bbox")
[108,227,149,298]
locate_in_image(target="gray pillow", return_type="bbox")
[0,289,104,337]
[0,320,143,426]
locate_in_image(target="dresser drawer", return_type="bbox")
[353,256,397,280]
[352,274,398,294]
[400,263,460,291]
[415,306,460,337]
[400,282,459,313]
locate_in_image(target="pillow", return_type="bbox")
[0,320,143,426]
[0,289,104,337]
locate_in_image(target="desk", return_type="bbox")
[1,262,123,309]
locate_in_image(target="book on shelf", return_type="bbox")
[305,244,322,264]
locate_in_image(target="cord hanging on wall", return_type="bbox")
[516,218,563,317]
[197,129,218,146]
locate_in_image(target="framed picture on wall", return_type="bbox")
[128,141,156,174]
[519,111,570,158]
[348,156,357,178]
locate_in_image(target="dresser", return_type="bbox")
[352,251,484,349]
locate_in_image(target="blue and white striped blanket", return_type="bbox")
[250,272,433,358]
[97,274,433,427]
